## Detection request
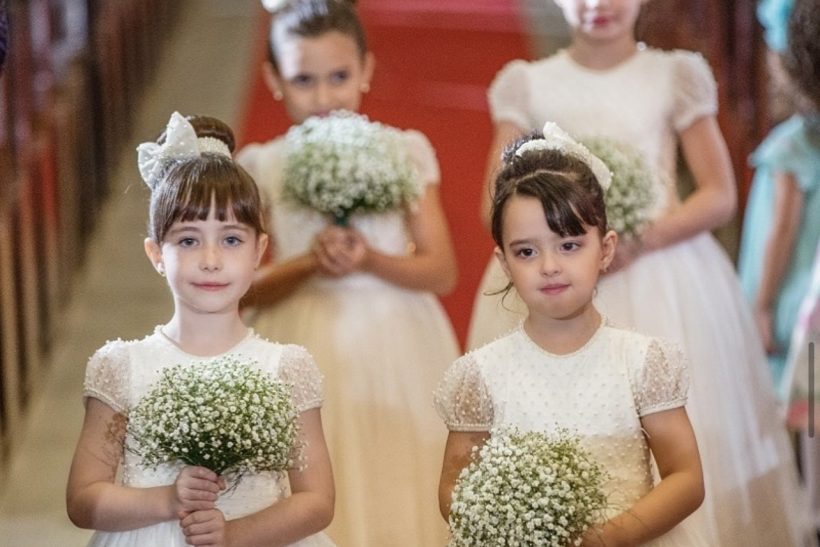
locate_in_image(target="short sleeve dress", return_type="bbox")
[82,329,334,547]
[237,129,459,547]
[466,48,815,546]
[436,322,712,545]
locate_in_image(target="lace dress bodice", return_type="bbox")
[435,323,689,516]
[83,329,323,521]
[237,128,441,291]
[488,47,717,217]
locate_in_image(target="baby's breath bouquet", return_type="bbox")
[127,357,300,477]
[448,428,608,547]
[583,137,657,240]
[282,110,420,226]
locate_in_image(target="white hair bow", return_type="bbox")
[515,122,612,191]
[136,111,231,188]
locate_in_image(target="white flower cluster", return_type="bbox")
[128,357,300,477]
[282,110,420,225]
[583,137,657,240]
[449,428,608,547]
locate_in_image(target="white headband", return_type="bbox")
[136,111,231,189]
[515,122,612,191]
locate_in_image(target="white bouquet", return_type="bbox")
[128,357,300,477]
[583,137,657,240]
[449,428,608,547]
[282,110,420,226]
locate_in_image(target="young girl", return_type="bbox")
[236,1,459,544]
[740,0,820,537]
[738,0,820,402]
[66,112,335,547]
[437,125,709,546]
[466,1,814,544]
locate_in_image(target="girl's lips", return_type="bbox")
[540,284,569,295]
[194,283,228,291]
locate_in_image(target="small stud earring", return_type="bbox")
[273,90,284,101]
[158,267,166,277]
[360,82,370,93]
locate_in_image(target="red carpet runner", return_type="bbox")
[238,1,530,348]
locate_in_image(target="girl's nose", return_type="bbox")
[540,252,561,276]
[315,83,331,108]
[201,245,222,271]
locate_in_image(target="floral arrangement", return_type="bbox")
[583,137,657,240]
[282,110,419,226]
[127,357,300,477]
[448,428,608,547]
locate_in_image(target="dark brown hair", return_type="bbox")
[490,133,608,250]
[783,0,820,113]
[266,0,366,71]
[147,115,265,243]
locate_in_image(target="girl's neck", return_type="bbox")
[566,36,639,71]
[523,306,602,355]
[162,313,249,357]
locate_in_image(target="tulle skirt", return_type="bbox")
[468,233,816,546]
[252,277,458,547]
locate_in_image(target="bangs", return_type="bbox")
[521,176,603,238]
[151,156,264,241]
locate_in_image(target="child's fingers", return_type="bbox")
[180,509,226,546]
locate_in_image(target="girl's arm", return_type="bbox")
[66,398,211,530]
[581,407,704,547]
[211,408,334,547]
[480,121,527,229]
[324,184,458,294]
[640,115,737,253]
[753,171,804,352]
[438,430,491,521]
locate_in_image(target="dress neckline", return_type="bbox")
[517,315,607,359]
[560,44,646,75]
[155,325,255,359]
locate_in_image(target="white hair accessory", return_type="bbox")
[515,122,612,191]
[262,0,289,13]
[136,112,231,189]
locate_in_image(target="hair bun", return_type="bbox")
[158,115,236,153]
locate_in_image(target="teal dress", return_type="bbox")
[738,115,820,398]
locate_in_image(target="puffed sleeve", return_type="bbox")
[403,129,441,189]
[671,51,718,133]
[631,338,689,417]
[434,354,494,431]
[487,60,531,130]
[83,340,131,414]
[750,116,820,193]
[279,344,324,413]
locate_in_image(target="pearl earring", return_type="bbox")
[273,90,284,101]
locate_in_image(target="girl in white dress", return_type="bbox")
[437,124,709,546]
[236,1,459,544]
[66,112,335,547]
[466,1,814,544]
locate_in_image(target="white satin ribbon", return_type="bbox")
[136,112,231,188]
[515,121,612,191]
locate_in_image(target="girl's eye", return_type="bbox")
[291,74,314,87]
[514,247,535,258]
[329,70,350,85]
[178,237,197,247]
[224,235,243,246]
[560,241,580,252]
